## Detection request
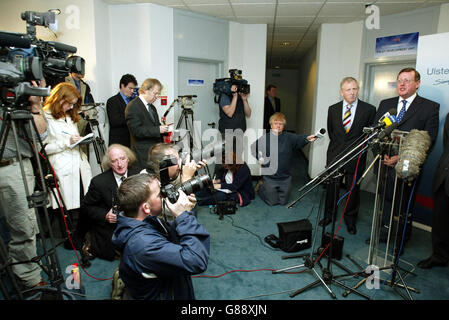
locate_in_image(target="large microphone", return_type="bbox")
[314,128,326,138]
[0,31,31,48]
[378,122,399,140]
[46,41,77,53]
[376,108,397,129]
[395,129,431,182]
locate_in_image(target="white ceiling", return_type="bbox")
[104,0,449,69]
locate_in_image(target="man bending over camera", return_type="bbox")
[112,173,210,300]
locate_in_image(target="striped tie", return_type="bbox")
[343,104,352,134]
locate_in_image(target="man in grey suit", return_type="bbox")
[125,78,169,168]
[319,77,376,235]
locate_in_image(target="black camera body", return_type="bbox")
[162,175,210,204]
[213,69,250,101]
[0,10,85,102]
[158,154,210,204]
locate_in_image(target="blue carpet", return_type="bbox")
[2,151,448,300]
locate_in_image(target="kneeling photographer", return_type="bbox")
[112,173,210,300]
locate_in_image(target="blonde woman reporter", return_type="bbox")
[43,82,92,249]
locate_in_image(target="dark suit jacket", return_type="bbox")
[81,166,141,261]
[326,99,376,173]
[433,113,449,195]
[374,95,440,203]
[125,97,162,168]
[374,95,440,144]
[107,93,131,147]
[263,96,281,130]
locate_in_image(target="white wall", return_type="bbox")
[296,44,317,160]
[228,22,266,134]
[228,22,267,175]
[437,3,449,33]
[308,21,364,178]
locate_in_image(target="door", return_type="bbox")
[177,58,222,171]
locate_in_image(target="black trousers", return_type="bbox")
[324,171,360,227]
[432,185,449,263]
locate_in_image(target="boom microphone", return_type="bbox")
[46,41,77,53]
[0,31,31,48]
[396,129,431,182]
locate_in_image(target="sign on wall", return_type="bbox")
[413,32,449,226]
[375,32,419,58]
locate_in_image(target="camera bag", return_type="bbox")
[215,200,237,215]
[264,219,312,252]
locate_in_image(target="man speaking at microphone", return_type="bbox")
[373,68,439,245]
[320,77,376,235]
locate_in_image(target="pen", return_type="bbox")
[62,131,71,135]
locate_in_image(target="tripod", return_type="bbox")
[0,105,72,300]
[173,103,225,219]
[273,172,370,299]
[81,104,106,173]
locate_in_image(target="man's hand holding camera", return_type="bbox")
[165,190,197,218]
[181,154,207,183]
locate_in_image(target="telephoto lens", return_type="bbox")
[167,175,210,203]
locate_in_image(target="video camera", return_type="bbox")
[213,69,250,102]
[0,9,85,105]
[158,154,210,204]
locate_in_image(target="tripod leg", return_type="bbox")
[333,279,370,299]
[272,264,305,274]
[289,279,322,298]
[312,268,337,299]
[342,278,366,298]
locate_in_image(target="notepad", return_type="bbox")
[69,133,94,149]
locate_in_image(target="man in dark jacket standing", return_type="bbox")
[319,77,376,235]
[107,74,137,147]
[125,78,169,168]
[112,173,210,300]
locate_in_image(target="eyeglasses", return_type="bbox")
[397,79,414,85]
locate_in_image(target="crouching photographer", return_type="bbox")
[112,173,210,300]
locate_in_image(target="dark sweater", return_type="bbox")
[251,131,309,180]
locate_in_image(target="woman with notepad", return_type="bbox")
[43,82,92,249]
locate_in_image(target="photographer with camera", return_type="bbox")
[218,79,252,134]
[0,79,48,290]
[144,143,206,221]
[112,173,210,300]
[42,82,92,250]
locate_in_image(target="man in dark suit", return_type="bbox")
[81,144,141,261]
[107,74,138,147]
[319,77,376,235]
[373,68,439,244]
[125,78,169,168]
[418,113,449,269]
[263,84,281,130]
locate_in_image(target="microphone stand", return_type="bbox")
[273,128,382,299]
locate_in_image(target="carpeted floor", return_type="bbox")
[1,151,448,301]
